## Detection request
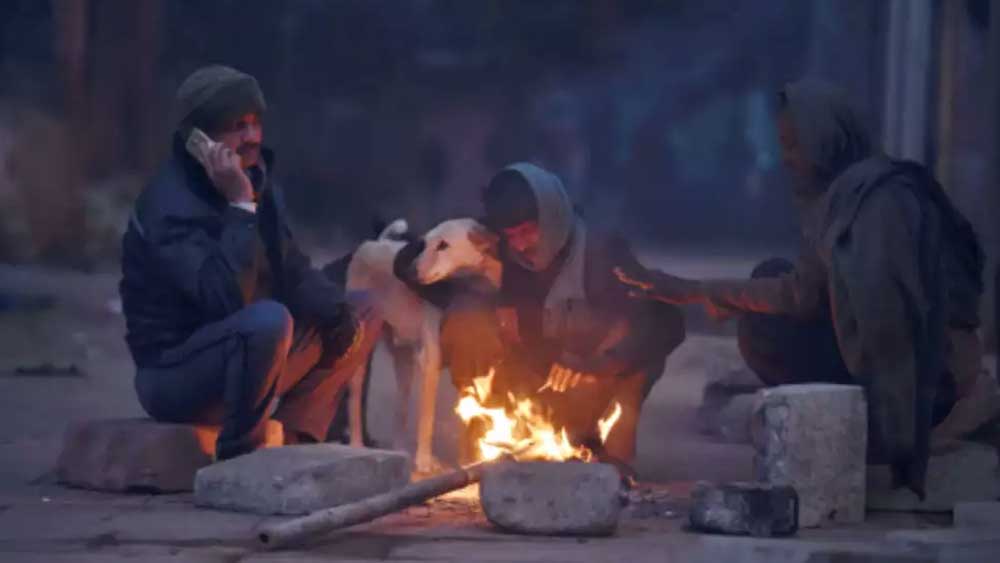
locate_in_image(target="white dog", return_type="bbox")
[344,218,500,473]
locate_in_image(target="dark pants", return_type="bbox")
[135,300,378,459]
[440,303,681,465]
[738,258,955,424]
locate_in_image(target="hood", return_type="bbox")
[782,79,875,190]
[501,162,575,271]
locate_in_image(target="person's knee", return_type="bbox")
[653,302,686,354]
[242,300,294,353]
[441,305,499,350]
[751,257,794,279]
[441,303,503,387]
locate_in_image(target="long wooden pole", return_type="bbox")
[256,459,490,550]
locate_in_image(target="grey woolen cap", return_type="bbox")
[174,65,266,134]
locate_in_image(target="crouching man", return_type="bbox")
[617,80,998,497]
[441,163,685,468]
[119,65,379,460]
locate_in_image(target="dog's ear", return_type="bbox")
[467,224,500,256]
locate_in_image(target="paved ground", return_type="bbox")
[0,254,994,562]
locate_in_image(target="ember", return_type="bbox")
[455,368,622,463]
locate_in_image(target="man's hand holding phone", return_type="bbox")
[186,128,254,204]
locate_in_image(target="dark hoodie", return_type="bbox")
[496,162,685,381]
[694,80,983,497]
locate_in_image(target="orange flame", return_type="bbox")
[455,368,622,463]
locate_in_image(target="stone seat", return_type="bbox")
[56,418,283,493]
[752,384,867,528]
[194,444,410,515]
[867,441,1000,512]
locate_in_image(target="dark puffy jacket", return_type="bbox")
[120,136,348,367]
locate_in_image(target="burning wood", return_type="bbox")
[455,368,623,464]
[255,368,627,550]
[256,456,499,550]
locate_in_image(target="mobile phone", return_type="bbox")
[185,127,215,168]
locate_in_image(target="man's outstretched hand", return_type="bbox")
[613,264,701,305]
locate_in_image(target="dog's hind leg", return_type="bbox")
[388,341,415,452]
[414,306,443,475]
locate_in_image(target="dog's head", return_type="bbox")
[411,218,499,285]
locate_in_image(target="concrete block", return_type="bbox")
[867,441,999,512]
[954,502,1000,528]
[696,367,763,440]
[194,444,409,515]
[689,481,798,537]
[887,528,1000,563]
[479,461,623,536]
[56,418,282,493]
[752,384,867,528]
[716,393,758,444]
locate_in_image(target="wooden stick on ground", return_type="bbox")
[256,459,492,550]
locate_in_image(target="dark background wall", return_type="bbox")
[0,0,893,260]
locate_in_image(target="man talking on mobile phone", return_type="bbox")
[119,65,379,460]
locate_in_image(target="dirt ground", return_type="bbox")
[0,252,987,562]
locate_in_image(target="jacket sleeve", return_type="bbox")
[573,236,686,377]
[697,246,829,320]
[261,184,350,328]
[281,229,350,329]
[153,205,260,321]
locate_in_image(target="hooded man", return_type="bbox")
[617,79,997,497]
[440,162,685,467]
[119,65,378,460]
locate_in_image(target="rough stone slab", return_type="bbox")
[696,366,763,439]
[955,502,1000,528]
[867,441,999,512]
[689,481,798,537]
[704,366,765,397]
[479,461,623,536]
[887,528,1000,562]
[698,536,934,563]
[194,444,410,515]
[716,393,759,444]
[56,418,282,493]
[752,384,867,528]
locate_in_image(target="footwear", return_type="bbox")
[930,369,1000,453]
[282,430,317,446]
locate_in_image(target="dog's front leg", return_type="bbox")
[388,342,415,452]
[414,305,443,475]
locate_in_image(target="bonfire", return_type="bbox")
[455,368,623,463]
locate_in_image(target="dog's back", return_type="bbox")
[346,220,426,342]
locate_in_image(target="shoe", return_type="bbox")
[930,369,1000,453]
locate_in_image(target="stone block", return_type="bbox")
[479,461,623,536]
[696,367,763,439]
[955,502,1000,528]
[716,393,758,444]
[689,481,798,537]
[752,384,867,528]
[194,444,409,515]
[56,418,282,493]
[887,528,1000,562]
[868,442,999,512]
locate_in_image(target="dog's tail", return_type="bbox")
[375,218,411,242]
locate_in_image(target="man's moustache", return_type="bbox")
[237,144,261,155]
